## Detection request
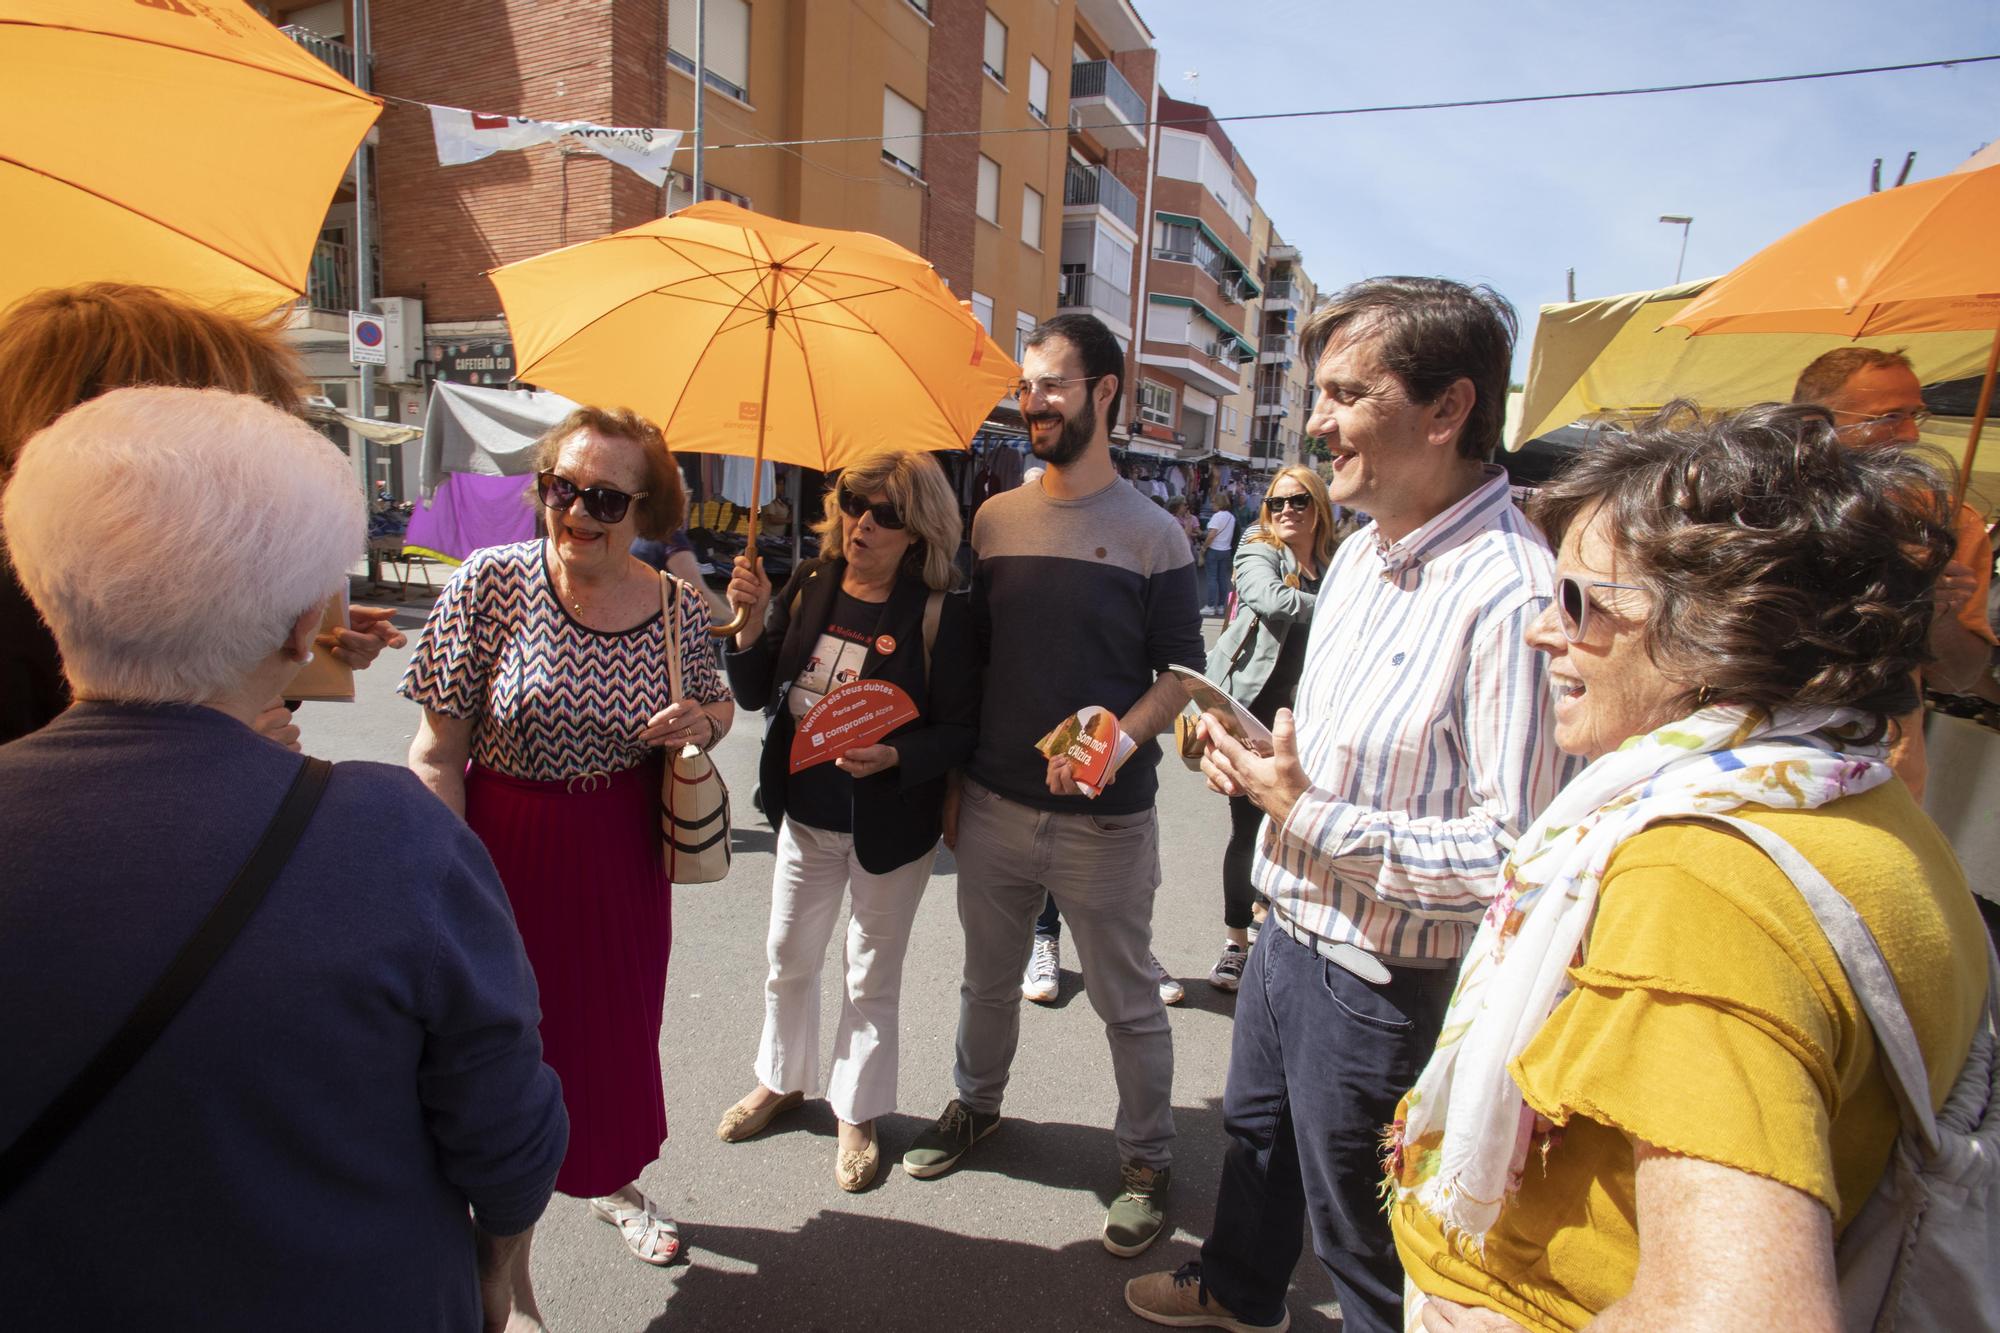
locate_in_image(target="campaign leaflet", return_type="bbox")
[788,679,920,773]
[1034,705,1136,798]
[1167,664,1275,753]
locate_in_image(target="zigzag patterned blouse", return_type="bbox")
[399,540,730,783]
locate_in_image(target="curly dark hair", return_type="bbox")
[1529,401,1957,741]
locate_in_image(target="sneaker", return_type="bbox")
[1103,1161,1172,1257]
[1022,935,1061,1003]
[1208,942,1247,992]
[901,1098,1000,1179]
[1125,1261,1289,1331]
[1152,954,1185,1006]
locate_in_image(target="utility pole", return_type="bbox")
[1659,214,1693,285]
[352,0,375,506]
[1565,267,1576,302]
[690,0,706,201]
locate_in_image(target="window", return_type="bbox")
[1022,185,1043,248]
[976,155,1000,223]
[1138,380,1175,427]
[1015,311,1036,363]
[666,171,750,213]
[1027,57,1050,122]
[983,11,1007,83]
[668,0,751,101]
[882,87,924,176]
[971,291,995,336]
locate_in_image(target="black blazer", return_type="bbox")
[724,557,979,874]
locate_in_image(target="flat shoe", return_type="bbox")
[587,1193,682,1266]
[835,1124,880,1193]
[716,1087,805,1142]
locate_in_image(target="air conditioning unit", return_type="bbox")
[1068,105,1083,132]
[370,296,424,384]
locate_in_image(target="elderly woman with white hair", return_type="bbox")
[0,387,568,1333]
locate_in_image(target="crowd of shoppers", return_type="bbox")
[1,280,1992,1333]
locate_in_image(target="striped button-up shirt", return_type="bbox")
[1254,467,1579,963]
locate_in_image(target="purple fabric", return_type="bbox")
[404,472,536,563]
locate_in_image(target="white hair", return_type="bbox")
[2,387,363,703]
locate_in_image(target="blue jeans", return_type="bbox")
[1203,553,1232,610]
[1199,923,1455,1333]
[1034,893,1061,939]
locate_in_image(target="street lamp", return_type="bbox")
[1659,214,1694,285]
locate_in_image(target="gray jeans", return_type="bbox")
[951,777,1175,1168]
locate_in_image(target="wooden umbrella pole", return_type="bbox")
[1955,324,2000,508]
[711,303,779,637]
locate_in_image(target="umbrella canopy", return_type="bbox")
[0,0,381,315]
[489,201,1020,472]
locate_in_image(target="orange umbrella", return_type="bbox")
[1667,163,2000,497]
[492,201,1019,634]
[1,0,381,315]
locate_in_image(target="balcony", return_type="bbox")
[300,238,355,313]
[1073,0,1152,54]
[1063,161,1138,232]
[1259,332,1298,365]
[1267,242,1300,264]
[1264,278,1301,313]
[1070,59,1145,152]
[1058,265,1133,328]
[281,25,368,85]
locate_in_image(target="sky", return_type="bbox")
[1133,0,2000,375]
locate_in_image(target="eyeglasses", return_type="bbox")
[536,471,648,524]
[1266,493,1314,515]
[1555,575,1645,642]
[837,485,906,530]
[1833,408,1932,433]
[1008,374,1099,402]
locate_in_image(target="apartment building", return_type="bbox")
[1242,226,1318,472]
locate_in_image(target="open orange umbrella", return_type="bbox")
[1667,163,2000,498]
[1,0,380,315]
[491,201,1019,634]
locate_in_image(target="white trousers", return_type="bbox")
[754,818,935,1125]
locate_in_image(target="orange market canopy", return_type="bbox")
[0,0,381,315]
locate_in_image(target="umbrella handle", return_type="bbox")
[708,481,764,639]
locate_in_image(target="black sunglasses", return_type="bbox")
[838,486,906,531]
[1266,493,1314,515]
[537,471,648,525]
[1555,575,1644,642]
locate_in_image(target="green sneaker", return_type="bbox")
[1103,1161,1172,1256]
[901,1097,1000,1179]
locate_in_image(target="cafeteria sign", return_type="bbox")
[789,679,919,773]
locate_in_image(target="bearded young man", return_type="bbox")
[900,312,1204,1258]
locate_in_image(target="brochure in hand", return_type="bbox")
[789,679,920,773]
[1168,664,1275,754]
[1034,705,1136,798]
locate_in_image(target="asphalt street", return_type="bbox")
[301,575,1343,1333]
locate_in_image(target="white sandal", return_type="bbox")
[588,1192,682,1266]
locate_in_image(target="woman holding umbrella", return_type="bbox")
[715,450,978,1191]
[402,406,734,1273]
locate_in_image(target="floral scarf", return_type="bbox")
[1388,704,1891,1249]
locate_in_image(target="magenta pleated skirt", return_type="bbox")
[465,758,671,1199]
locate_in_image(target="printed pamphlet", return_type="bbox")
[1035,705,1136,798]
[1168,664,1275,754]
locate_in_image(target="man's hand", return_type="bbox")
[1198,707,1309,822]
[319,605,407,669]
[1046,753,1095,797]
[1934,559,1977,615]
[1419,1296,1532,1332]
[835,744,899,778]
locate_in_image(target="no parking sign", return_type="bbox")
[348,311,387,366]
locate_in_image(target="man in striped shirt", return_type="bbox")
[1128,278,1577,1333]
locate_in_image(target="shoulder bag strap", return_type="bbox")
[1692,814,1952,1153]
[0,755,333,1203]
[921,589,944,687]
[660,572,687,702]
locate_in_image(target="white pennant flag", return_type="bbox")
[429,105,684,187]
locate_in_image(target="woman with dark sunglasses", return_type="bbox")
[1389,404,1988,1332]
[713,450,978,1192]
[401,406,734,1279]
[1197,466,1342,993]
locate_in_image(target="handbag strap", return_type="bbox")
[0,755,332,1203]
[1693,814,2000,1156]
[660,572,687,703]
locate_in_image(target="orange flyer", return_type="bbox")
[1034,705,1136,798]
[789,679,920,773]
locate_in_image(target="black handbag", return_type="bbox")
[0,756,332,1203]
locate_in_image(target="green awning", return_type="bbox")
[1152,210,1261,297]
[1147,292,1257,360]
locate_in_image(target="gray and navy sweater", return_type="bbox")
[968,476,1204,816]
